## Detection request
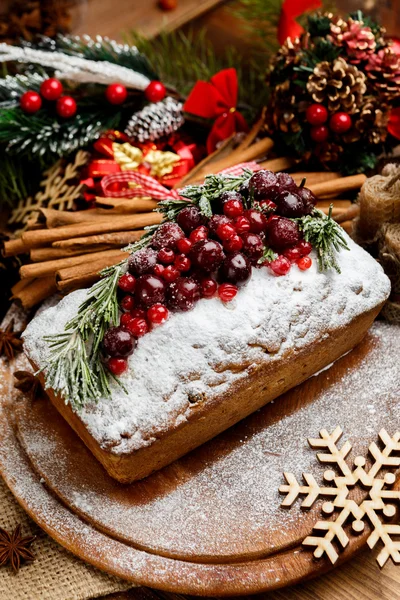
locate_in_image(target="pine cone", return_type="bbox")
[314,141,343,168]
[271,35,309,70]
[307,57,366,113]
[365,47,400,100]
[343,98,389,145]
[330,17,376,64]
[125,97,184,143]
[270,80,302,134]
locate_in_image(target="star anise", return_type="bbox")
[14,371,43,402]
[0,320,23,361]
[0,524,36,573]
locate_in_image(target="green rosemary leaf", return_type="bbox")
[198,194,213,218]
[258,246,278,264]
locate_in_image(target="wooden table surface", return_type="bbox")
[74,1,400,597]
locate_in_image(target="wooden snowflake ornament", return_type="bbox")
[279,427,400,567]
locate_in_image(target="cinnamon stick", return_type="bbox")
[333,204,360,224]
[56,251,127,283]
[258,157,295,172]
[292,172,341,186]
[308,174,366,198]
[20,248,126,280]
[176,135,237,188]
[13,277,58,309]
[57,273,100,293]
[37,208,113,228]
[236,108,266,152]
[22,212,162,248]
[11,277,33,297]
[94,198,157,213]
[2,237,30,257]
[340,220,354,235]
[53,230,145,250]
[30,246,113,262]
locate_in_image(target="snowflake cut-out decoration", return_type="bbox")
[279,427,400,567]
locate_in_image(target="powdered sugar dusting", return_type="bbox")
[23,235,390,454]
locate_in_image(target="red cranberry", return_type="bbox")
[174,254,191,272]
[241,232,264,262]
[190,239,225,272]
[120,313,133,328]
[243,209,268,234]
[284,247,302,262]
[297,187,317,211]
[128,248,157,276]
[121,314,149,337]
[216,222,236,241]
[107,357,128,376]
[152,222,184,250]
[218,283,238,302]
[276,190,307,218]
[223,199,244,218]
[103,326,136,357]
[200,278,218,298]
[223,235,243,252]
[176,205,205,233]
[167,277,200,311]
[249,170,279,200]
[234,215,251,234]
[135,274,166,307]
[238,180,250,199]
[298,256,312,270]
[219,190,244,204]
[177,237,192,254]
[220,252,252,287]
[259,199,277,213]
[270,256,291,276]
[147,303,169,325]
[120,295,135,312]
[153,264,165,277]
[162,265,180,282]
[297,240,312,256]
[208,214,232,236]
[157,248,175,264]
[130,308,146,319]
[189,225,208,243]
[268,217,300,249]
[276,172,296,192]
[118,273,136,293]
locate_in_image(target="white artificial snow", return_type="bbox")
[23,234,390,455]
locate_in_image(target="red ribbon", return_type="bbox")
[388,107,400,140]
[277,0,322,45]
[183,68,248,154]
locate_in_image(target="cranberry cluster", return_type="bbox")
[103,170,316,375]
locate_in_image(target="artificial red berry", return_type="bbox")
[249,170,280,200]
[176,206,204,233]
[234,215,251,234]
[329,112,352,134]
[223,199,244,218]
[56,96,77,118]
[310,125,329,142]
[128,248,158,275]
[40,78,63,101]
[123,316,149,337]
[200,278,218,298]
[176,237,192,254]
[153,263,165,277]
[152,222,184,250]
[223,234,243,253]
[161,265,180,282]
[268,217,300,249]
[283,247,302,262]
[174,254,191,272]
[297,256,313,270]
[118,272,136,293]
[241,232,264,262]
[167,277,200,311]
[306,103,328,125]
[103,326,136,357]
[105,83,128,105]
[130,308,147,319]
[157,248,175,264]
[120,294,135,312]
[159,0,177,10]
[20,90,42,114]
[218,283,238,302]
[147,303,169,325]
[243,209,268,234]
[270,256,291,276]
[220,253,252,287]
[189,225,208,244]
[216,222,236,241]
[107,357,128,376]
[135,274,166,307]
[145,80,167,103]
[189,239,225,272]
[297,240,312,256]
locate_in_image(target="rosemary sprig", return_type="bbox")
[296,206,350,273]
[258,246,278,264]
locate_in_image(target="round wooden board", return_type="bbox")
[0,321,399,595]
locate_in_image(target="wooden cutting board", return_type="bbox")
[0,321,399,595]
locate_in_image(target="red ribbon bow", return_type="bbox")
[278,0,322,45]
[101,171,182,200]
[183,68,248,154]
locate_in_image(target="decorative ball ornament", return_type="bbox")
[20,90,42,114]
[310,125,329,142]
[56,96,77,118]
[329,112,352,134]
[40,78,63,101]
[306,104,328,125]
[145,81,167,103]
[105,83,128,105]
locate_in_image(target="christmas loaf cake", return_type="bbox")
[23,170,390,483]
